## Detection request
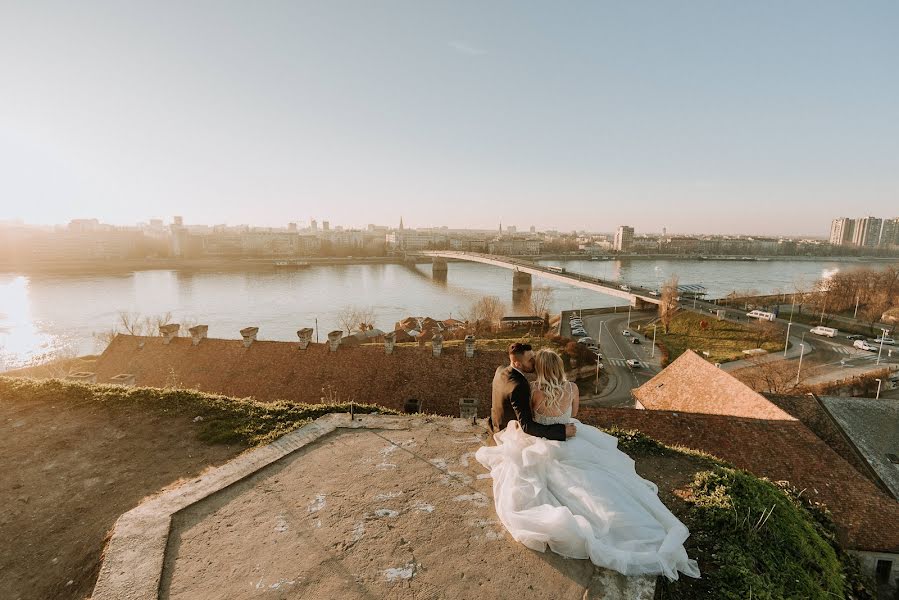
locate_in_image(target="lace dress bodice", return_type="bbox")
[532,381,575,425]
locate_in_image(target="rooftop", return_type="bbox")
[818,395,899,501]
[633,350,795,421]
[94,334,507,416]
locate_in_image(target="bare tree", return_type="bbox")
[336,305,376,334]
[94,310,177,349]
[734,356,808,394]
[658,276,679,334]
[529,286,554,318]
[752,319,779,349]
[462,295,507,334]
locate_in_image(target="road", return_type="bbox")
[682,298,899,375]
[572,310,661,408]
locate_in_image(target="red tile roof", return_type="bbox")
[579,407,899,553]
[94,335,507,417]
[633,350,794,421]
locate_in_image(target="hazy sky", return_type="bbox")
[1,2,897,235]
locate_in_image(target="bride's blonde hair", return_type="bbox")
[533,348,568,408]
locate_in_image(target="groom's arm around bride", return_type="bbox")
[487,343,576,443]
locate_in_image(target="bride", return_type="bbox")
[475,348,700,581]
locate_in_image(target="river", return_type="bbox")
[1,258,895,370]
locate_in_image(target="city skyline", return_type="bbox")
[2,2,898,235]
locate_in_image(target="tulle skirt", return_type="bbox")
[475,419,700,581]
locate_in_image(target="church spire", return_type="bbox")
[399,216,404,231]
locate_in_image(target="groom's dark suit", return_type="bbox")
[488,365,566,443]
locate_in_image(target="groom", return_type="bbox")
[487,343,576,444]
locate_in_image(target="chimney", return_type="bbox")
[240,327,259,347]
[384,331,396,354]
[459,397,478,420]
[159,323,180,345]
[327,330,343,352]
[432,333,443,357]
[66,372,97,384]
[188,324,208,346]
[297,328,314,350]
[109,373,136,387]
[464,335,476,358]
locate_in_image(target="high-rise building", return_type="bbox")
[613,226,634,252]
[173,216,183,227]
[829,218,855,246]
[310,219,318,231]
[879,218,899,247]
[323,221,330,232]
[852,217,882,248]
[529,225,536,233]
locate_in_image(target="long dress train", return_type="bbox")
[475,406,700,581]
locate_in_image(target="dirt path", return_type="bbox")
[0,386,242,600]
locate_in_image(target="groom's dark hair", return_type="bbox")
[508,342,532,358]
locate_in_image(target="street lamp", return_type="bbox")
[877,328,888,365]
[784,321,793,357]
[627,304,632,327]
[875,378,882,400]
[853,295,860,319]
[651,323,658,358]
[796,343,805,385]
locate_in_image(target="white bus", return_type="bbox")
[746,310,776,322]
[546,266,566,274]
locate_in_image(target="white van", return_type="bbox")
[810,326,838,338]
[746,310,776,322]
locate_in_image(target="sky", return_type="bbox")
[1,1,898,236]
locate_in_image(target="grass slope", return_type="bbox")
[610,428,872,600]
[653,311,783,364]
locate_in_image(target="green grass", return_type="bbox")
[656,467,870,600]
[0,376,397,447]
[604,426,872,599]
[653,311,782,364]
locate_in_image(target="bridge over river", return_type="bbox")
[415,251,661,308]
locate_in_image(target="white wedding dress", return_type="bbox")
[475,383,700,581]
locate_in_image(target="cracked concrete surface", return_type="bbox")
[96,415,655,599]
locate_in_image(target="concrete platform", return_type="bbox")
[92,414,656,600]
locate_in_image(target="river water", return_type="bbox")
[1,258,895,370]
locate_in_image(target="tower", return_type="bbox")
[399,216,404,231]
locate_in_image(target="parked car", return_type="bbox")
[572,330,588,337]
[631,337,641,344]
[588,345,600,353]
[854,339,878,351]
[577,337,595,345]
[874,337,896,345]
[619,284,631,292]
[622,330,631,337]
[846,334,866,340]
[625,359,641,368]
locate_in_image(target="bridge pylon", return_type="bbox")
[432,258,448,282]
[512,269,532,293]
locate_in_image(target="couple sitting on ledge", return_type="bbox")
[476,342,700,581]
